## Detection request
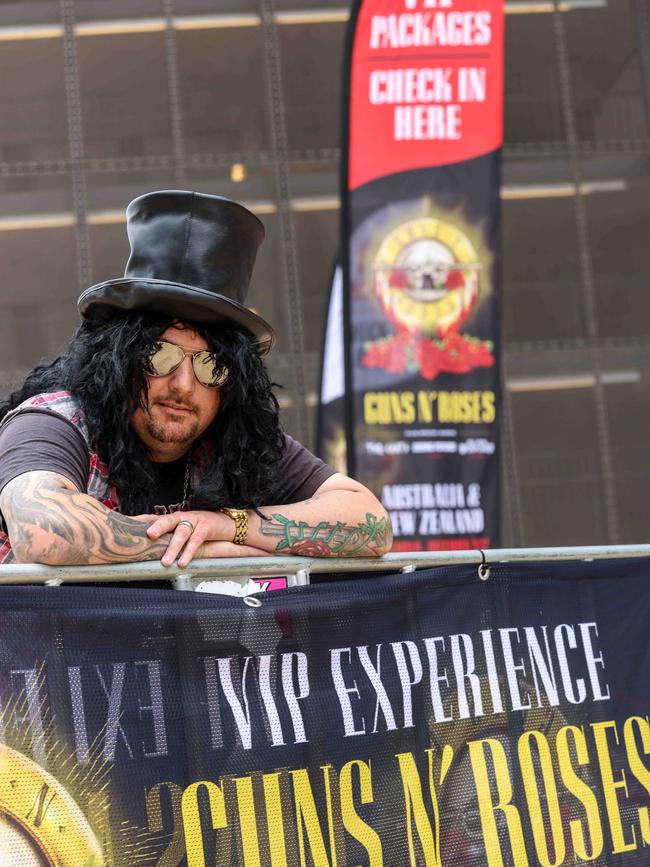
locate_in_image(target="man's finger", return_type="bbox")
[177,531,206,568]
[147,513,188,539]
[148,512,204,540]
[147,516,172,539]
[161,523,195,567]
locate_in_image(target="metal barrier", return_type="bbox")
[0,543,649,590]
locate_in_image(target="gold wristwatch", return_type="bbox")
[220,507,248,545]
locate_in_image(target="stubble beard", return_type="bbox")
[144,409,200,445]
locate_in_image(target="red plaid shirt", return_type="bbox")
[0,391,118,563]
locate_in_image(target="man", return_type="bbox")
[0,190,391,567]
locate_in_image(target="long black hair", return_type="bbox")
[0,312,285,514]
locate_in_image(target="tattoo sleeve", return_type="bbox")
[0,472,170,565]
[259,511,392,557]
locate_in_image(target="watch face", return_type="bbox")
[0,812,49,866]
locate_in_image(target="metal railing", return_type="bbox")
[0,544,649,591]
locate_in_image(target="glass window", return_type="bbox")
[0,1,60,26]
[88,220,129,286]
[176,27,270,155]
[565,0,649,144]
[74,0,259,19]
[279,22,344,152]
[511,388,607,545]
[0,39,68,164]
[274,0,348,9]
[77,33,174,159]
[586,177,650,339]
[504,14,566,147]
[75,0,167,21]
[606,369,650,543]
[86,170,183,214]
[502,192,584,342]
[294,208,338,355]
[0,222,78,374]
[0,223,76,304]
[243,209,285,337]
[175,0,259,12]
[184,164,276,203]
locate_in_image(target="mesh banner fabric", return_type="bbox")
[0,559,648,865]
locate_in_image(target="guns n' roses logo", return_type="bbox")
[363,217,495,380]
[0,744,103,865]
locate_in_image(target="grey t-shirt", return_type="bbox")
[0,409,335,512]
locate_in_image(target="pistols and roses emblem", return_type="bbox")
[363,217,494,380]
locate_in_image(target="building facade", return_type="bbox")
[0,0,647,546]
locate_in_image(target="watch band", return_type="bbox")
[220,507,248,545]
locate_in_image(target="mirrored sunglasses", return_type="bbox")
[146,341,229,388]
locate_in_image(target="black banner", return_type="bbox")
[0,559,649,865]
[335,0,504,552]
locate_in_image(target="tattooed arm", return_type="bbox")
[147,473,393,565]
[1,471,269,565]
[254,473,392,558]
[0,471,175,566]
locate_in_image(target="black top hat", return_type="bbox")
[78,190,275,353]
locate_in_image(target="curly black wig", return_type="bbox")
[0,312,285,514]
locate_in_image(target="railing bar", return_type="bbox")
[1,544,650,584]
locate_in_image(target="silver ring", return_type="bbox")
[177,519,195,535]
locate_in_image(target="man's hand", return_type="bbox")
[144,510,267,567]
[145,472,393,565]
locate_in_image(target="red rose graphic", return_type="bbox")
[388,268,410,288]
[445,269,464,290]
[362,331,494,377]
[290,539,332,556]
[386,338,408,373]
[419,339,443,380]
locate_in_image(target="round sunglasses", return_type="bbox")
[146,341,229,388]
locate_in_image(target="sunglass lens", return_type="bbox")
[147,342,184,376]
[193,351,228,387]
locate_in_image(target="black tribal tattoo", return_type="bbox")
[0,472,170,565]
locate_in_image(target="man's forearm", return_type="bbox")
[255,510,390,557]
[145,477,393,565]
[1,472,170,565]
[245,490,392,557]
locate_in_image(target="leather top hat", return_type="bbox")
[78,190,275,353]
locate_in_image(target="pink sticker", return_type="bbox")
[252,577,287,592]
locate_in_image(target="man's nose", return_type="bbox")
[168,356,195,391]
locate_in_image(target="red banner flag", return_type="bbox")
[330,0,505,551]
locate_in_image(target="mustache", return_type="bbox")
[151,397,198,412]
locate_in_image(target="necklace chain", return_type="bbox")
[182,451,192,504]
